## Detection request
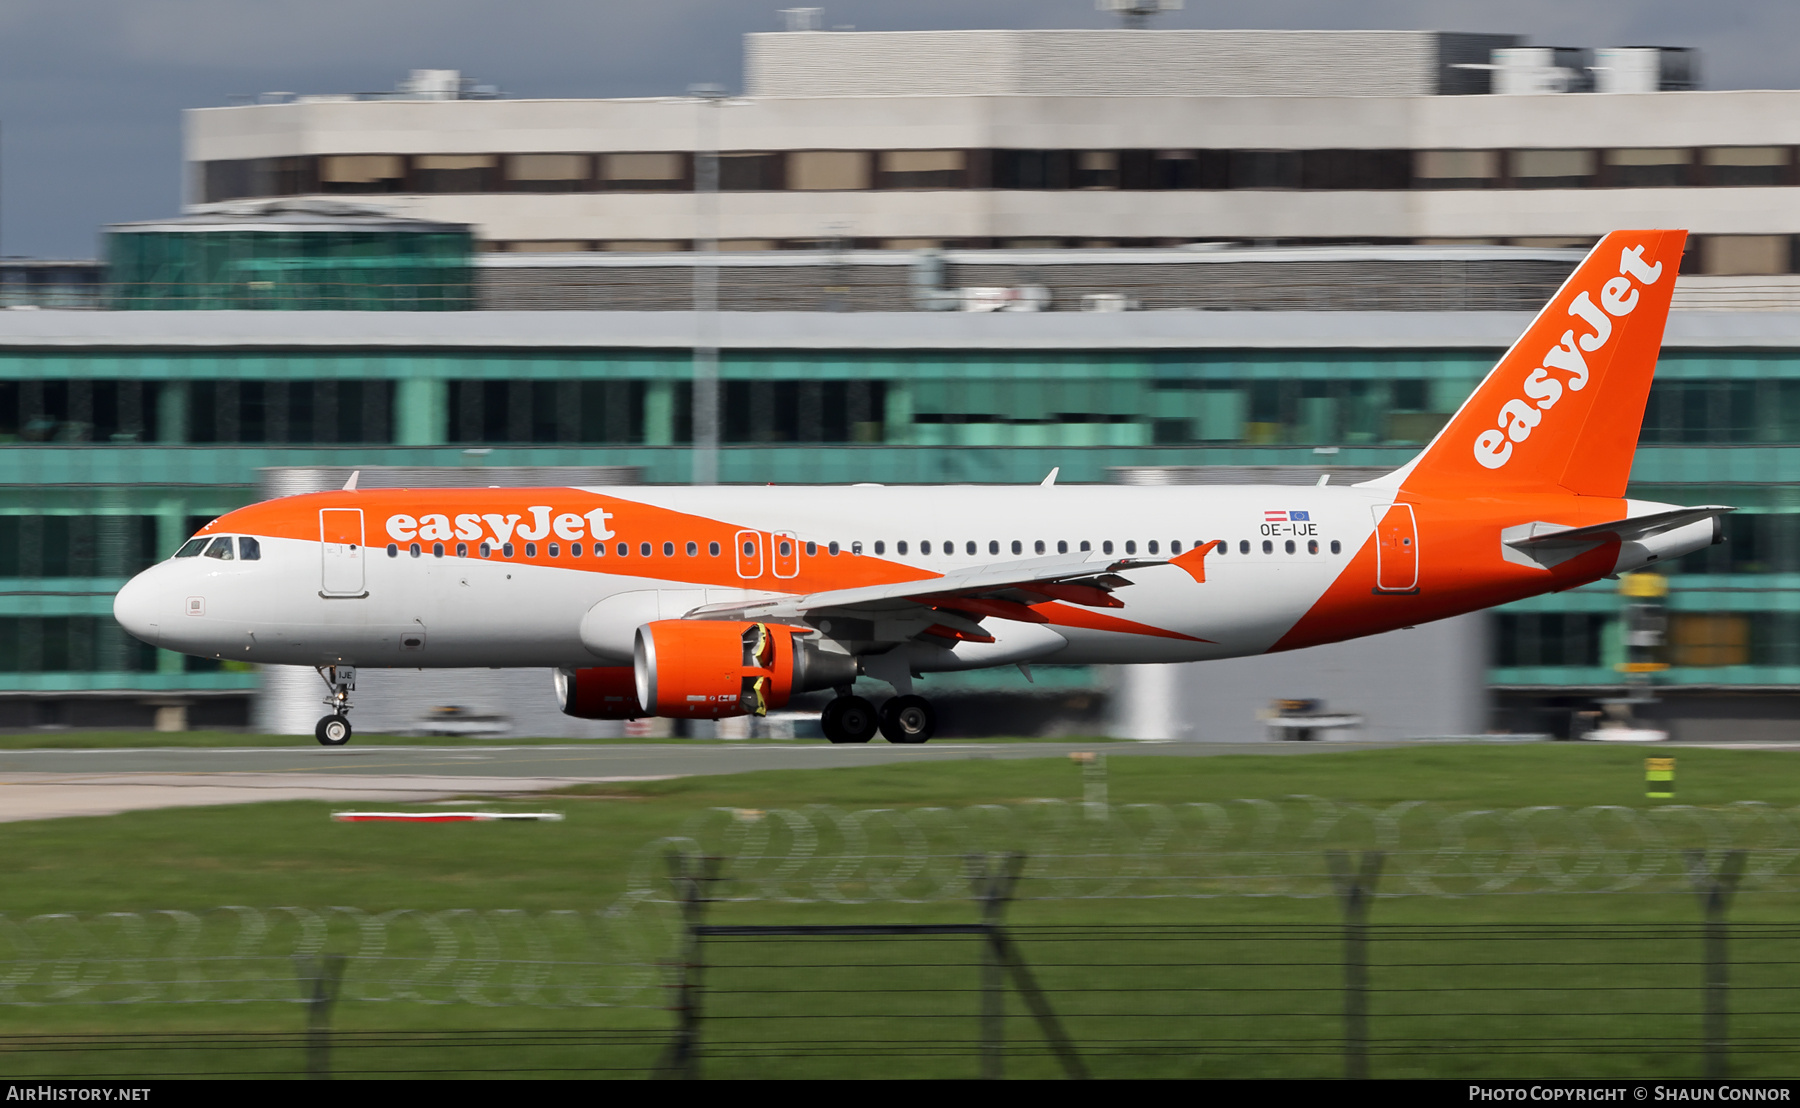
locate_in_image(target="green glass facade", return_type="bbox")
[106,230,474,311]
[0,336,1790,706]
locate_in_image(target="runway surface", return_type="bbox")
[0,738,1786,823]
[0,740,1369,823]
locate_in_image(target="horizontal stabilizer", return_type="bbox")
[1504,505,1735,551]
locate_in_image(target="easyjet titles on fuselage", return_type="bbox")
[385,506,616,547]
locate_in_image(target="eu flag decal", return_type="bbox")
[1288,511,1310,521]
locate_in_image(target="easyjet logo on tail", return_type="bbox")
[1473,245,1665,470]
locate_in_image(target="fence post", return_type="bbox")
[971,852,1021,1080]
[1685,849,1747,1079]
[293,953,346,1081]
[658,850,719,1080]
[1327,850,1384,1081]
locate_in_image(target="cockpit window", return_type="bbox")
[238,537,261,561]
[203,536,235,560]
[174,538,208,558]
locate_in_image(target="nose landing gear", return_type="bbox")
[314,665,356,747]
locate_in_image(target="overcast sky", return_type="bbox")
[2,0,1795,258]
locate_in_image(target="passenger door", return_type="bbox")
[320,508,367,597]
[1372,503,1418,592]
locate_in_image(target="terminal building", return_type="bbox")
[1,25,1797,739]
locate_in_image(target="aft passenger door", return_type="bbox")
[1372,503,1418,592]
[321,508,367,597]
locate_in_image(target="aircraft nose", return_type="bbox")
[112,571,161,647]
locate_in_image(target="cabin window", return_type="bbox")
[503,543,515,557]
[238,537,262,560]
[829,541,840,555]
[204,536,235,560]
[1285,540,1296,554]
[1308,539,1319,554]
[524,542,537,557]
[710,541,721,556]
[897,541,908,555]
[778,540,792,557]
[1125,540,1137,555]
[1034,540,1046,554]
[1080,540,1091,552]
[571,543,583,557]
[1240,540,1251,554]
[433,542,445,557]
[479,542,491,558]
[641,542,652,557]
[456,543,468,558]
[1147,540,1159,555]
[663,542,674,557]
[1057,540,1068,554]
[617,543,628,556]
[548,543,559,557]
[1331,540,1342,554]
[1103,541,1114,555]
[689,541,700,556]
[1170,540,1182,555]
[921,541,932,554]
[1262,540,1273,554]
[409,543,421,558]
[806,541,817,556]
[966,541,976,555]
[388,543,400,558]
[1011,540,1023,555]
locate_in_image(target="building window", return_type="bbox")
[788,151,870,191]
[1700,147,1792,188]
[505,153,592,192]
[1701,235,1793,276]
[1604,148,1692,188]
[878,150,966,189]
[1509,149,1597,189]
[602,152,688,191]
[720,153,784,191]
[319,155,406,194]
[412,154,497,193]
[1073,151,1119,190]
[1413,149,1500,190]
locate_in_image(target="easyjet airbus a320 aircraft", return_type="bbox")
[113,230,1728,746]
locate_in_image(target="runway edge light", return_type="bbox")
[1646,757,1675,800]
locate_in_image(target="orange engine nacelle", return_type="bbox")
[554,666,647,720]
[633,620,858,718]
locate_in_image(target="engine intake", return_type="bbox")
[634,620,858,718]
[554,666,646,719]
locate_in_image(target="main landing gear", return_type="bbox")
[819,693,937,744]
[314,665,356,747]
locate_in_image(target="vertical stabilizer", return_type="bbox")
[1364,230,1686,499]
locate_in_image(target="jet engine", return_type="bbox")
[633,620,858,718]
[554,665,646,719]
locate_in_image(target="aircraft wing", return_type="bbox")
[1504,505,1735,550]
[683,550,1178,627]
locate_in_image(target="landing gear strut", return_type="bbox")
[878,695,936,745]
[314,665,356,747]
[820,695,878,744]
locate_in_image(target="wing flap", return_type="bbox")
[683,552,1170,623]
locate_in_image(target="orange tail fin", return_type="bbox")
[1368,229,1686,499]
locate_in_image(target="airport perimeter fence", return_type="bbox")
[7,799,1800,1078]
